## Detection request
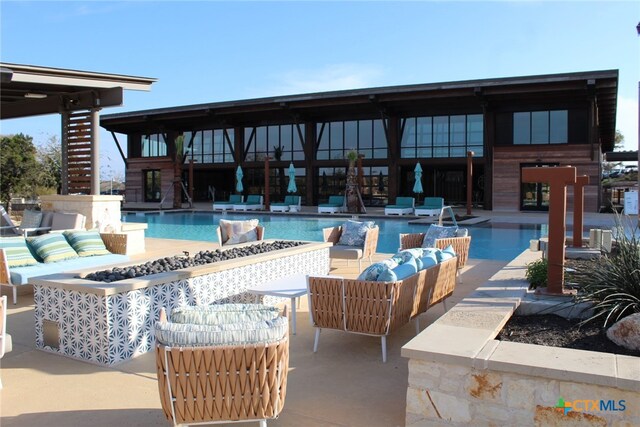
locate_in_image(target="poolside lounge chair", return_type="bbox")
[384,197,415,216]
[232,195,264,211]
[212,194,243,211]
[323,223,379,271]
[414,197,444,217]
[317,195,345,214]
[0,207,51,237]
[270,195,302,213]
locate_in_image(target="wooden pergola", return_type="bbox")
[0,62,155,195]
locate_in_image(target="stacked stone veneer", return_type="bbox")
[34,245,330,366]
[403,250,639,427]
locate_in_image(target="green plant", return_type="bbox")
[573,216,640,327]
[525,258,548,289]
[345,149,358,163]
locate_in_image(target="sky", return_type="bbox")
[1,0,639,179]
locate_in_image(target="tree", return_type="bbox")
[602,130,625,177]
[35,135,62,194]
[0,133,38,214]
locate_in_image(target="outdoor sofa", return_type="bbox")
[399,226,471,271]
[317,195,346,214]
[212,194,243,211]
[0,231,129,304]
[270,195,302,213]
[384,197,415,216]
[307,248,457,362]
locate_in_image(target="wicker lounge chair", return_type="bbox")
[322,225,379,272]
[384,197,415,216]
[270,195,301,213]
[317,195,345,214]
[216,219,265,246]
[414,197,444,217]
[307,256,457,362]
[0,206,51,237]
[233,195,264,211]
[212,194,243,211]
[399,232,471,271]
[155,307,289,427]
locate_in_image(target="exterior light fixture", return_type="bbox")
[24,92,47,99]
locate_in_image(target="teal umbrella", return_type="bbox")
[413,163,423,194]
[287,163,297,193]
[235,166,244,193]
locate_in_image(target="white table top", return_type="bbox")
[247,273,308,298]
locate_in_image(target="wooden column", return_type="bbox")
[304,121,316,205]
[466,151,474,215]
[572,175,589,248]
[264,156,271,210]
[522,166,576,295]
[189,159,194,202]
[387,117,399,202]
[483,106,494,210]
[61,111,69,195]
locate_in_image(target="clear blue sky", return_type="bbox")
[1,1,639,179]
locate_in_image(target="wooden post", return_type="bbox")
[522,166,577,295]
[573,175,589,248]
[189,159,194,203]
[265,156,271,210]
[466,151,474,216]
[357,154,365,193]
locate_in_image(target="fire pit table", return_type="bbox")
[31,240,330,366]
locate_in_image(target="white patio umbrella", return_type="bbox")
[413,163,424,195]
[287,163,297,193]
[235,166,244,193]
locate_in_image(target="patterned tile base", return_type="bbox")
[34,247,329,366]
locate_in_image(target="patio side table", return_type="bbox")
[247,274,307,335]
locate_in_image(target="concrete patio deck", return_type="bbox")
[0,237,506,427]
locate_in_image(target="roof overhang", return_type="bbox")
[0,62,156,120]
[100,70,618,152]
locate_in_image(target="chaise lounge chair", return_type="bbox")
[212,194,243,211]
[232,195,264,211]
[317,195,345,214]
[384,197,415,216]
[0,207,51,237]
[270,195,302,213]
[414,197,444,217]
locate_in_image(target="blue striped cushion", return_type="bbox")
[170,304,280,325]
[0,237,39,267]
[154,316,288,347]
[63,230,110,257]
[27,233,79,263]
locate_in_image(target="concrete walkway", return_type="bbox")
[0,237,506,427]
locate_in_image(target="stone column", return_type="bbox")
[90,108,101,195]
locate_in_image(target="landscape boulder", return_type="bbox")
[606,313,640,352]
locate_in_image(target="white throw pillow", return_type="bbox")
[220,219,259,244]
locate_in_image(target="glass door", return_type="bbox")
[144,170,161,202]
[520,163,557,211]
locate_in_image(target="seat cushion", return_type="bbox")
[51,212,85,231]
[170,304,280,325]
[337,220,374,246]
[377,258,418,282]
[437,244,456,262]
[0,237,39,267]
[329,245,363,260]
[421,224,458,248]
[27,233,78,263]
[154,315,288,347]
[21,210,43,228]
[63,230,110,257]
[219,219,259,244]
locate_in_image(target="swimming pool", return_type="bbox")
[123,212,547,261]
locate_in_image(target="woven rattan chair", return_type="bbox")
[155,309,289,427]
[322,225,379,272]
[399,233,471,271]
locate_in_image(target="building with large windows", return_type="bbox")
[100,70,617,212]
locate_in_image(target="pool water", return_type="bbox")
[123,212,546,261]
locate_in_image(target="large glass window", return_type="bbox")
[513,110,568,145]
[141,134,167,157]
[316,119,388,160]
[401,114,483,158]
[244,123,305,161]
[183,129,234,164]
[318,165,388,206]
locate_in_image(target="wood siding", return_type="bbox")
[493,144,600,212]
[125,158,174,203]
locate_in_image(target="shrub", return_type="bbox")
[525,258,547,289]
[573,216,640,327]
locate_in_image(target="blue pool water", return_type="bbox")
[123,212,546,261]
